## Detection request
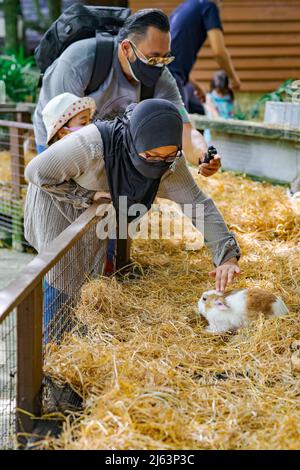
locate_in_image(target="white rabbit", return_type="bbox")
[197,288,289,333]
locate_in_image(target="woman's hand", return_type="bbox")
[209,257,241,292]
[93,191,111,202]
[198,155,221,177]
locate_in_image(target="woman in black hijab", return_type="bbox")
[96,98,183,223]
[25,98,241,302]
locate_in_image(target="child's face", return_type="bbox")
[56,109,92,141]
[67,109,91,128]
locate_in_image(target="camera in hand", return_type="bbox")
[203,145,218,164]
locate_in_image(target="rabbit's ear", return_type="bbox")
[214,299,230,311]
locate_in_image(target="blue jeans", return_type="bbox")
[105,238,116,274]
[43,279,68,343]
[36,144,47,154]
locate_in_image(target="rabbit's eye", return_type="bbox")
[202,296,207,302]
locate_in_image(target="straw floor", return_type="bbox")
[43,170,300,450]
[0,149,35,183]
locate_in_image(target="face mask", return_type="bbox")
[63,125,85,132]
[124,127,172,179]
[127,56,164,88]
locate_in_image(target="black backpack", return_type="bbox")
[35,4,154,99]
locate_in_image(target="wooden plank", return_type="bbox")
[192,79,289,92]
[129,0,300,92]
[220,33,300,46]
[194,69,300,81]
[194,57,300,70]
[199,46,300,58]
[16,283,43,440]
[116,237,131,270]
[222,6,300,21]
[10,126,25,201]
[0,119,33,131]
[223,1,300,4]
[222,21,300,34]
[131,1,300,21]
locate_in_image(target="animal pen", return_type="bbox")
[0,119,128,448]
[0,115,300,449]
[0,202,112,448]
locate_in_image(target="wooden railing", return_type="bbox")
[0,201,130,448]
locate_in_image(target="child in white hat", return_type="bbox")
[42,92,96,146]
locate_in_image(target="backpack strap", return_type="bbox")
[85,31,115,95]
[86,31,156,100]
[140,83,155,101]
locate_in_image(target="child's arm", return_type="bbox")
[205,94,220,119]
[25,124,102,209]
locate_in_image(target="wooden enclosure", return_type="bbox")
[129,0,300,92]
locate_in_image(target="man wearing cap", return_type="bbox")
[33,8,221,178]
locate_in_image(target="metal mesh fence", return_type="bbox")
[0,209,108,448]
[0,310,17,449]
[44,223,107,344]
[0,121,36,251]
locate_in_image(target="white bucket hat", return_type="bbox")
[42,92,96,144]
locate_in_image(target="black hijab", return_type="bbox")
[95,99,183,222]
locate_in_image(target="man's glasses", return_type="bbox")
[140,148,183,163]
[129,40,175,67]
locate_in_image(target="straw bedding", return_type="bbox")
[0,149,35,183]
[42,170,300,450]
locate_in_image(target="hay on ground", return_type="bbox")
[41,171,300,450]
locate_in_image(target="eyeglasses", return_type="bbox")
[129,40,175,67]
[140,148,183,163]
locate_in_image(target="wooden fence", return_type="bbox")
[129,0,300,92]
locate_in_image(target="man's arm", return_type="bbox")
[183,122,207,166]
[207,28,241,90]
[156,69,220,175]
[183,122,221,176]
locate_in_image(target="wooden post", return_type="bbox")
[116,219,131,271]
[116,238,131,270]
[9,121,25,252]
[16,282,43,445]
[10,125,25,201]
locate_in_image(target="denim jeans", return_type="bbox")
[43,279,68,343]
[36,144,47,154]
[105,238,116,274]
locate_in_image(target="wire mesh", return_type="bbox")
[0,124,36,251]
[43,223,108,344]
[0,210,108,447]
[0,309,17,450]
[0,115,117,446]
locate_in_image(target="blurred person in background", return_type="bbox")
[204,69,234,143]
[169,0,241,112]
[206,69,234,119]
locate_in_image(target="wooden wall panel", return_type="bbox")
[129,0,300,92]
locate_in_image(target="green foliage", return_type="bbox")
[234,79,295,121]
[0,48,39,103]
